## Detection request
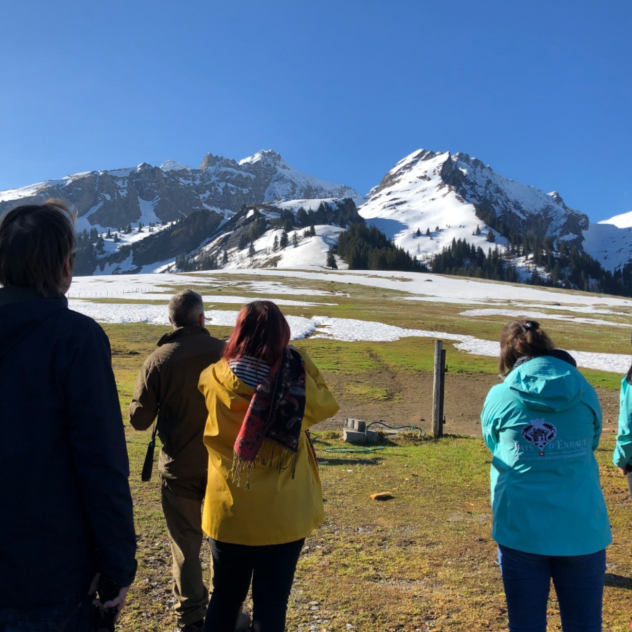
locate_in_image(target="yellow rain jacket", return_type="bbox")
[198,347,339,546]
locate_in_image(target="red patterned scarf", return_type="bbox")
[231,347,306,488]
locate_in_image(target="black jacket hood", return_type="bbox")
[0,286,67,362]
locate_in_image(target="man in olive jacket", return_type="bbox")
[129,290,225,632]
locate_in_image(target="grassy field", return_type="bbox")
[107,320,632,632]
[120,430,632,632]
[95,272,632,630]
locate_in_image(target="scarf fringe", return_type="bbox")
[231,438,298,489]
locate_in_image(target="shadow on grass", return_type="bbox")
[605,573,632,590]
[320,458,382,466]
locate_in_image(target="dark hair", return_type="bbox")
[0,199,76,296]
[499,319,555,375]
[169,290,204,327]
[224,301,291,365]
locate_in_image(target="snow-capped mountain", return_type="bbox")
[358,149,588,262]
[0,149,358,233]
[3,145,632,281]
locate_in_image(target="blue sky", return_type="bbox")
[0,0,630,221]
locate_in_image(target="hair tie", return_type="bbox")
[521,321,534,334]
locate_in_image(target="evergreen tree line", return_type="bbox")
[337,224,426,272]
[430,237,632,296]
[430,239,519,283]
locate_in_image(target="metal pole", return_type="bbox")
[432,340,443,438]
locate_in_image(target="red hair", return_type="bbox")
[224,300,291,364]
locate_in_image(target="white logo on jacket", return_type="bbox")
[521,418,558,450]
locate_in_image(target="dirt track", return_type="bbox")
[315,371,621,436]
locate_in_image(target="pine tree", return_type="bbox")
[106,229,112,239]
[309,225,316,237]
[113,233,120,243]
[426,227,430,236]
[486,230,495,243]
[435,226,439,232]
[248,242,255,258]
[475,225,481,235]
[273,235,279,252]
[222,250,228,265]
[292,232,299,248]
[326,248,338,270]
[280,230,289,249]
[416,228,421,237]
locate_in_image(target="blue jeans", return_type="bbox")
[0,597,94,632]
[497,545,606,632]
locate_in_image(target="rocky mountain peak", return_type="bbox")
[547,191,564,205]
[239,149,284,167]
[199,153,224,170]
[160,160,190,172]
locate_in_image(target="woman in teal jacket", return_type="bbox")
[481,320,611,632]
[613,337,632,495]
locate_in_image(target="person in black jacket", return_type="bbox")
[0,200,137,631]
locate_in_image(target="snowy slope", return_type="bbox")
[358,150,505,260]
[202,224,346,271]
[67,269,632,374]
[358,149,590,265]
[582,209,632,272]
[599,209,632,229]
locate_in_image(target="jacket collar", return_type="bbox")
[157,325,210,347]
[0,285,67,307]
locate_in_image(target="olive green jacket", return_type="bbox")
[129,326,224,499]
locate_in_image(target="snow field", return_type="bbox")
[68,269,632,375]
[68,299,631,374]
[460,308,629,328]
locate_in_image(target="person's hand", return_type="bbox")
[620,467,629,476]
[98,585,131,623]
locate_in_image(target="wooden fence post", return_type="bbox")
[439,348,446,431]
[432,340,443,438]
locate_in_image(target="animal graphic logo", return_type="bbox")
[521,418,557,456]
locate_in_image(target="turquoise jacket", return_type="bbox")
[613,376,632,469]
[481,356,611,556]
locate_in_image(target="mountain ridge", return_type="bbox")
[2,147,632,285]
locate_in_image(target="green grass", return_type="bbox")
[97,272,632,630]
[120,430,632,631]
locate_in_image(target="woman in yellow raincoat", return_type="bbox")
[198,300,339,632]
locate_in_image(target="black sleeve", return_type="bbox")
[65,320,137,587]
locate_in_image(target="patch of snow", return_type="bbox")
[160,160,191,172]
[459,308,628,328]
[599,209,632,229]
[67,298,632,374]
[210,269,632,310]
